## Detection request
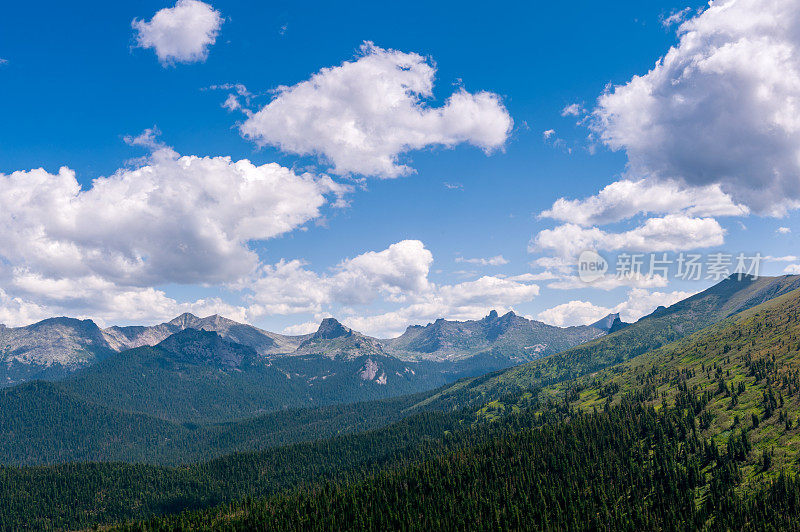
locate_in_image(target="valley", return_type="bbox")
[4,275,800,529]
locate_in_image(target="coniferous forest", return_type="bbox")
[6,1,800,529]
[5,280,800,529]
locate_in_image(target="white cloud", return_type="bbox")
[248,240,433,316]
[560,103,584,117]
[532,215,725,259]
[247,240,539,337]
[777,226,792,234]
[541,179,748,226]
[282,321,319,336]
[455,255,509,266]
[616,288,695,322]
[537,300,610,328]
[785,264,800,275]
[661,7,693,28]
[343,275,540,337]
[0,272,248,328]
[330,240,434,304]
[593,0,800,215]
[240,42,512,178]
[0,289,49,327]
[0,146,346,291]
[133,0,223,65]
[538,288,694,327]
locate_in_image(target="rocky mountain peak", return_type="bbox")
[168,313,200,328]
[314,318,351,340]
[590,313,620,331]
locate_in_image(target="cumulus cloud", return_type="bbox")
[133,0,223,65]
[343,275,540,337]
[0,148,346,289]
[785,264,800,275]
[532,215,725,259]
[0,273,248,328]
[0,122,370,326]
[541,179,748,226]
[777,227,792,234]
[246,240,539,337]
[282,321,319,336]
[240,42,513,178]
[593,0,800,215]
[248,240,434,316]
[0,135,354,327]
[0,289,49,327]
[537,300,611,328]
[538,288,694,327]
[455,255,509,266]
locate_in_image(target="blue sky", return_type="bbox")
[1,0,798,336]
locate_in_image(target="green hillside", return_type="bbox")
[0,382,437,466]
[110,285,800,531]
[7,277,800,530]
[416,274,800,411]
[527,286,800,480]
[119,398,800,531]
[0,411,465,530]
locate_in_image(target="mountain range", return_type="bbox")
[415,273,800,411]
[0,308,615,389]
[6,274,800,528]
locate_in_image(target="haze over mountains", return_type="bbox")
[0,308,616,389]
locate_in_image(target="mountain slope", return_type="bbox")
[544,285,800,475]
[10,284,800,529]
[384,310,606,362]
[416,274,800,411]
[61,329,316,422]
[0,318,114,386]
[60,327,454,422]
[0,381,186,465]
[103,313,305,355]
[0,380,435,466]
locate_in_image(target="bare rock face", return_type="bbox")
[383,310,607,362]
[0,318,113,386]
[359,358,379,380]
[103,314,302,355]
[313,318,351,340]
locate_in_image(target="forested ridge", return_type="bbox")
[120,396,800,531]
[415,275,800,412]
[0,411,466,530]
[0,383,438,466]
[6,280,800,529]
